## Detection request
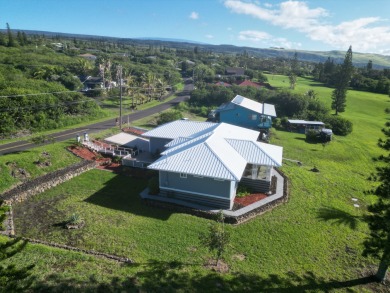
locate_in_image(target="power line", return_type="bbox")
[0,85,169,99]
[0,99,96,112]
[0,90,82,98]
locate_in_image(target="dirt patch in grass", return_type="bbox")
[13,193,67,235]
[12,193,86,246]
[5,161,30,180]
[232,254,246,261]
[204,259,229,273]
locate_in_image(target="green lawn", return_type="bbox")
[0,140,81,194]
[2,77,390,292]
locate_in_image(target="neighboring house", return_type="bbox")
[287,120,325,134]
[78,53,97,61]
[236,80,263,88]
[215,95,277,130]
[143,120,283,209]
[288,119,332,141]
[214,81,232,87]
[225,67,245,76]
[236,80,273,89]
[81,76,104,90]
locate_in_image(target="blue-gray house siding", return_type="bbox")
[218,105,272,129]
[158,171,236,209]
[149,137,171,154]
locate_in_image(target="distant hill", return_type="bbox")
[7,29,390,68]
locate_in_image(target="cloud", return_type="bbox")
[238,30,300,49]
[189,11,199,20]
[224,0,390,53]
[205,34,214,39]
[238,30,271,42]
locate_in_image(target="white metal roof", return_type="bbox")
[288,120,325,125]
[230,95,277,117]
[165,137,191,148]
[226,139,282,166]
[142,120,217,139]
[149,134,247,180]
[148,121,283,181]
[104,132,149,151]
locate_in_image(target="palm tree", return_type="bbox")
[73,58,93,76]
[141,73,156,102]
[125,74,138,108]
[156,78,168,101]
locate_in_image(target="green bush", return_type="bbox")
[305,129,319,142]
[324,115,353,136]
[157,110,183,125]
[67,213,83,225]
[236,185,252,197]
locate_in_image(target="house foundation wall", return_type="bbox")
[159,188,232,209]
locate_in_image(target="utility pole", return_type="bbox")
[118,65,123,130]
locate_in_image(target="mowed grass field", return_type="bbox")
[2,76,390,292]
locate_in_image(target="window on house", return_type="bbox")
[250,114,257,120]
[180,173,187,178]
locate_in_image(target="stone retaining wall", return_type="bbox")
[1,160,97,205]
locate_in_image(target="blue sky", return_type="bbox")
[3,0,390,55]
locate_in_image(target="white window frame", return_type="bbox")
[180,173,187,178]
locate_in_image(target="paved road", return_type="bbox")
[0,81,193,155]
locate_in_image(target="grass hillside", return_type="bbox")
[2,76,390,292]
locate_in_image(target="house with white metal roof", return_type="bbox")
[143,120,283,209]
[287,119,325,134]
[214,95,277,131]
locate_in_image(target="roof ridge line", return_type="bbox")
[252,141,281,167]
[204,138,241,181]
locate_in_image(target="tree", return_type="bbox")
[157,110,183,125]
[363,116,390,282]
[199,211,230,266]
[331,46,353,115]
[6,23,15,47]
[288,52,298,89]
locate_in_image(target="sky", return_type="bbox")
[2,0,390,55]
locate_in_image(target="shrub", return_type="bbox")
[112,156,121,163]
[236,185,252,197]
[67,213,83,225]
[324,115,353,136]
[305,129,319,142]
[157,110,183,125]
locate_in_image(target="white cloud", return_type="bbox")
[238,30,271,42]
[224,0,390,53]
[189,11,199,20]
[205,34,214,39]
[264,3,273,8]
[238,30,302,49]
[238,30,300,49]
